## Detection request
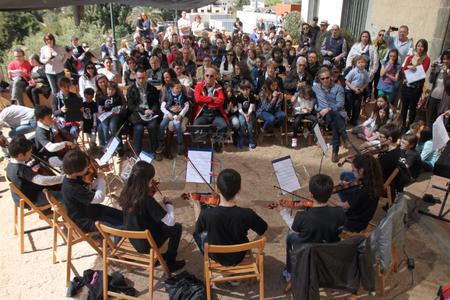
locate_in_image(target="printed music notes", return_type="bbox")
[272,156,301,194]
[139,151,154,164]
[186,148,213,184]
[99,137,120,166]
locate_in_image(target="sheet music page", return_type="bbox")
[186,149,212,184]
[139,151,154,164]
[313,124,328,155]
[272,156,301,194]
[404,65,426,84]
[98,111,112,123]
[432,115,450,151]
[99,137,120,166]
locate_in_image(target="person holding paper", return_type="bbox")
[118,161,186,272]
[127,69,161,156]
[39,33,68,95]
[7,48,32,106]
[62,150,123,233]
[400,39,430,129]
[193,169,268,266]
[51,77,82,141]
[313,68,351,163]
[279,174,346,282]
[427,49,450,128]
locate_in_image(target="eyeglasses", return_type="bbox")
[378,34,384,37]
[320,76,330,80]
[302,27,309,30]
[205,74,214,77]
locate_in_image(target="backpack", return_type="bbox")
[164,271,205,300]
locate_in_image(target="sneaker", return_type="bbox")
[291,138,297,148]
[282,268,291,282]
[155,144,165,154]
[167,260,186,273]
[332,151,339,163]
[248,143,256,149]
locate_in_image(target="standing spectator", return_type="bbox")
[346,31,378,84]
[101,37,115,59]
[313,68,350,162]
[40,33,68,95]
[177,11,191,43]
[64,46,80,84]
[8,48,32,106]
[310,17,320,42]
[78,42,97,71]
[377,49,401,104]
[321,25,347,68]
[318,20,330,39]
[256,18,265,32]
[372,29,388,98]
[233,17,243,35]
[191,15,205,38]
[427,49,450,127]
[70,36,83,59]
[298,23,315,56]
[345,56,370,125]
[196,38,211,61]
[26,54,50,107]
[118,38,131,66]
[384,25,413,65]
[400,39,430,129]
[79,63,98,100]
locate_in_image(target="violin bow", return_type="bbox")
[185,155,216,194]
[273,185,311,201]
[31,154,61,175]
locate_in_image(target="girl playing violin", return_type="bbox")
[280,174,346,283]
[117,161,185,273]
[337,153,384,233]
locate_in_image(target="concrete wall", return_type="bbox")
[317,0,344,27]
[366,0,449,62]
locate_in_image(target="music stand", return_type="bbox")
[187,125,216,149]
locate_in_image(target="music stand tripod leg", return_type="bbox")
[419,182,450,223]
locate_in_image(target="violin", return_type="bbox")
[29,154,60,176]
[267,199,314,209]
[149,179,163,196]
[332,179,363,193]
[181,192,220,206]
[337,143,389,167]
[53,118,76,158]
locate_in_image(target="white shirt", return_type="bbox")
[0,105,35,130]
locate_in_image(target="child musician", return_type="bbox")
[61,150,123,233]
[6,135,64,207]
[194,169,268,266]
[377,123,402,182]
[280,174,346,282]
[117,161,185,272]
[337,154,384,233]
[399,133,421,180]
[34,105,75,168]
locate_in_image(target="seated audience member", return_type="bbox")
[127,69,160,155]
[337,154,384,233]
[98,56,120,83]
[123,57,138,86]
[118,161,185,272]
[51,77,82,141]
[416,129,440,171]
[6,135,64,207]
[237,80,257,149]
[8,48,32,106]
[251,56,265,89]
[280,174,346,281]
[34,105,75,168]
[290,84,316,148]
[256,60,283,93]
[64,46,80,84]
[79,62,98,101]
[224,84,240,147]
[352,106,389,142]
[181,48,197,78]
[81,88,98,146]
[146,56,164,84]
[399,133,422,180]
[284,57,312,94]
[194,169,268,266]
[193,67,229,153]
[306,51,321,80]
[173,60,193,92]
[157,79,189,157]
[256,79,286,139]
[313,68,350,162]
[196,55,213,83]
[0,105,36,138]
[61,150,123,233]
[26,54,51,106]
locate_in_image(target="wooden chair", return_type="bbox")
[95,222,170,300]
[204,237,266,300]
[43,189,102,286]
[10,183,52,254]
[381,168,400,208]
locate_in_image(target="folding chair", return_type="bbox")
[381,168,400,208]
[204,237,266,300]
[95,222,170,300]
[10,183,52,254]
[43,189,102,286]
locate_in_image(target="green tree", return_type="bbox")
[0,11,41,62]
[284,11,303,43]
[84,4,133,34]
[230,0,250,12]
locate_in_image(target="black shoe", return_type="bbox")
[167,260,186,273]
[155,153,163,161]
[155,144,165,154]
[213,143,223,153]
[117,148,125,157]
[332,151,339,163]
[177,144,185,156]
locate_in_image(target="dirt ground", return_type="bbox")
[0,136,449,300]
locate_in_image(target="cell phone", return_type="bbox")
[390,26,399,31]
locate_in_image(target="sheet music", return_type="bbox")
[186,148,212,184]
[99,137,120,166]
[138,151,154,164]
[272,156,301,194]
[404,65,426,84]
[313,124,328,155]
[432,115,450,151]
[98,111,113,123]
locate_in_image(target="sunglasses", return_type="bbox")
[205,74,214,77]
[320,76,330,80]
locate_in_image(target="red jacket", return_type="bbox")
[193,81,229,124]
[402,54,430,88]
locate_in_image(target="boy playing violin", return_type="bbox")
[6,135,64,207]
[194,168,268,266]
[34,105,76,168]
[61,149,122,233]
[280,174,346,282]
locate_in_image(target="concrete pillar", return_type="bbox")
[430,0,450,61]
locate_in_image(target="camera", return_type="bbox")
[390,26,399,31]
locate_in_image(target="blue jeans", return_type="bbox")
[286,231,300,273]
[159,117,183,146]
[11,78,28,105]
[338,171,360,202]
[323,110,348,153]
[193,231,208,255]
[193,111,228,144]
[258,111,286,130]
[99,115,121,147]
[238,114,255,144]
[134,119,159,153]
[46,72,65,95]
[9,119,37,138]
